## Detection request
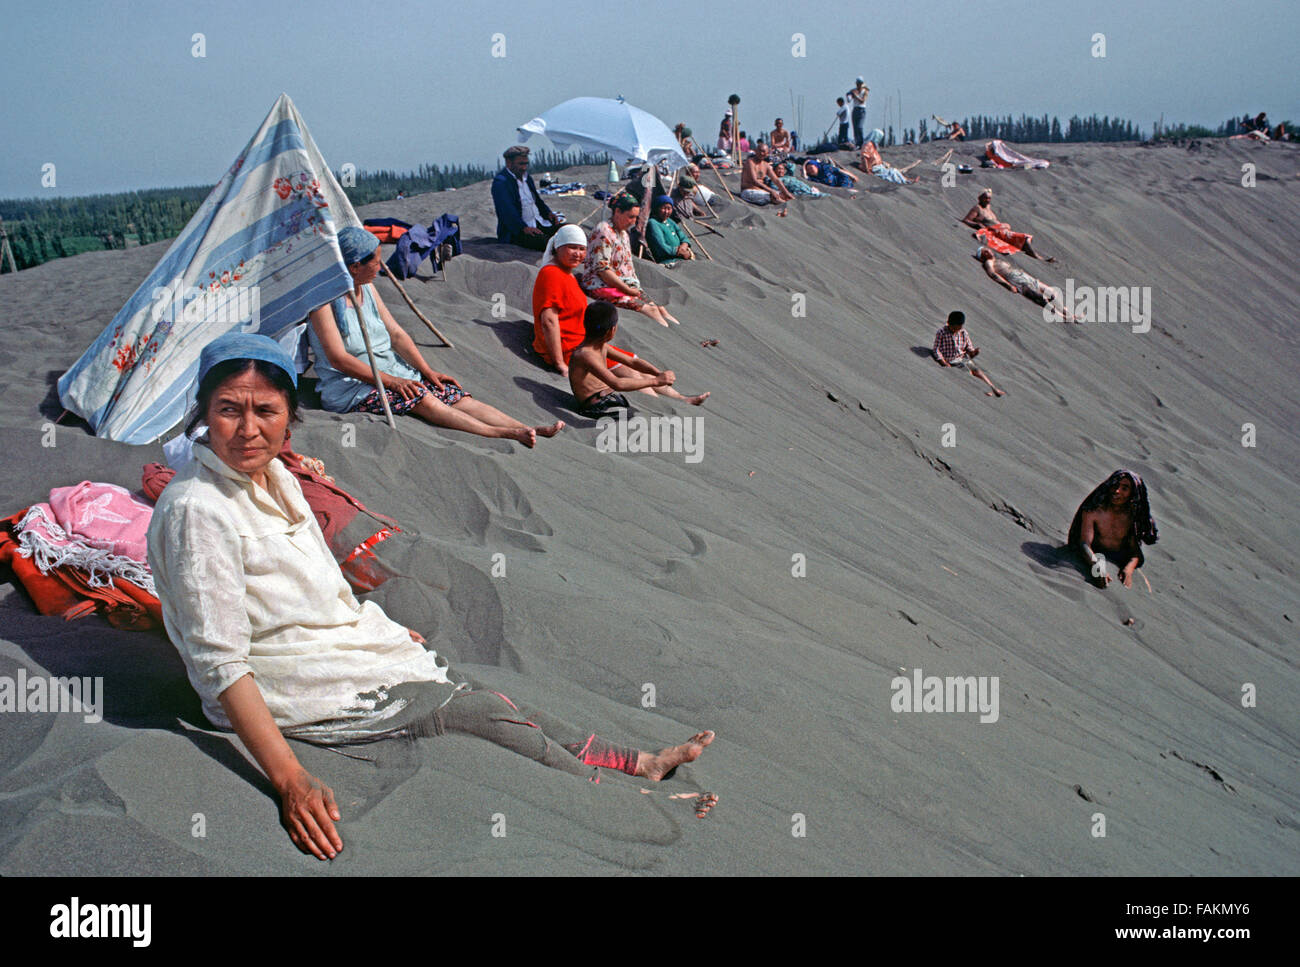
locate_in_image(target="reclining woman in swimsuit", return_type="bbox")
[961,189,1055,261]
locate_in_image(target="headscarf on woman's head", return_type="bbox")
[609,191,639,213]
[539,224,589,269]
[337,226,379,266]
[198,332,298,389]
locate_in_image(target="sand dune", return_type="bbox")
[1,138,1296,874]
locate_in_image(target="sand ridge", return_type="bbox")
[0,139,1297,874]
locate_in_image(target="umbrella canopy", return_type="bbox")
[58,93,359,444]
[517,96,689,171]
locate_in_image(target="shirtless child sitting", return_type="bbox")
[568,303,710,418]
[1067,470,1159,588]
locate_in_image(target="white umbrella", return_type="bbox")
[517,96,689,171]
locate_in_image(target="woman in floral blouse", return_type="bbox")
[579,192,680,326]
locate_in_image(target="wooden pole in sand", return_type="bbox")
[346,287,397,431]
[381,263,454,348]
[679,218,712,261]
[695,154,734,202]
[0,218,16,274]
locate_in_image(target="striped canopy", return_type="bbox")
[58,94,359,444]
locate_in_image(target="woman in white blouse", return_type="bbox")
[147,333,713,860]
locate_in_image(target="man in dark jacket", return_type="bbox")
[492,146,562,250]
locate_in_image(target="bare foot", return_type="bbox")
[637,730,715,781]
[986,388,1006,398]
[535,421,565,438]
[506,427,537,448]
[694,792,719,818]
[687,392,710,406]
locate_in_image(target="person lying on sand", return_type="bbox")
[1067,469,1158,589]
[773,162,826,198]
[857,141,919,183]
[741,142,793,205]
[975,246,1075,322]
[672,174,708,220]
[932,311,1005,397]
[961,189,1055,261]
[307,228,562,447]
[580,192,680,327]
[147,333,715,860]
[802,156,859,189]
[567,303,709,419]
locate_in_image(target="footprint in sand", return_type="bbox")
[427,454,553,549]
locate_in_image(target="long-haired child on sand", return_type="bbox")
[568,303,710,418]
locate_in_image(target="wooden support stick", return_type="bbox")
[679,219,712,261]
[381,263,454,348]
[349,290,398,431]
[701,156,735,201]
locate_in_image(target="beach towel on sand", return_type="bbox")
[985,140,1050,169]
[1,507,162,630]
[976,222,1034,255]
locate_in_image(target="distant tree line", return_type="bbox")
[0,149,605,271]
[809,112,1287,153]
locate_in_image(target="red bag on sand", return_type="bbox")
[143,444,401,592]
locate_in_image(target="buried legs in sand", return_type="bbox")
[423,689,714,782]
[407,392,564,448]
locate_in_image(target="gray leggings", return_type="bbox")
[410,689,641,779]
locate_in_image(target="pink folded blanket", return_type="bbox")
[16,481,155,594]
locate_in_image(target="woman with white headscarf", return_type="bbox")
[533,224,612,377]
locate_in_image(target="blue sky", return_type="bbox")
[2,0,1296,197]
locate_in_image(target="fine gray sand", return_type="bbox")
[1,139,1297,875]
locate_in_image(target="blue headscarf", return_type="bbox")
[198,332,298,389]
[337,225,379,265]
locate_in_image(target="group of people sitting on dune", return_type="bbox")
[138,110,1166,861]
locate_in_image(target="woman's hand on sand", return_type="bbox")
[384,375,425,401]
[278,765,342,860]
[408,628,426,645]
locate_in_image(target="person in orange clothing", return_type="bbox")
[532,224,634,377]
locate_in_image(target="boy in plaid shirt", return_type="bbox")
[933,311,1005,397]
